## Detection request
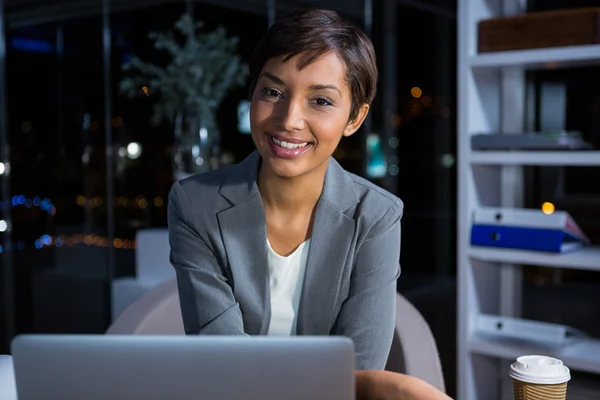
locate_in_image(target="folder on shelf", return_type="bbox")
[477,314,590,347]
[470,207,590,253]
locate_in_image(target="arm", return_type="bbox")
[168,181,247,335]
[331,202,402,370]
[356,370,453,400]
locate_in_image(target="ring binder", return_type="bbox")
[470,207,590,253]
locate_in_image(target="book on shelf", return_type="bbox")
[470,207,590,253]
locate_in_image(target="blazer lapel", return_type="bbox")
[297,158,359,335]
[217,151,271,335]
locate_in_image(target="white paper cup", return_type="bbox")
[509,355,571,400]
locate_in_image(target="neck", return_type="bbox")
[258,161,328,213]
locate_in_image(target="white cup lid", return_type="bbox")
[509,355,571,385]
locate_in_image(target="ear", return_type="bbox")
[343,104,370,137]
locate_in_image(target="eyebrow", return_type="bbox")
[260,72,285,86]
[308,84,342,96]
[259,72,342,97]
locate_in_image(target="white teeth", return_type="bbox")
[271,137,309,149]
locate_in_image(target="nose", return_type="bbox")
[274,98,306,132]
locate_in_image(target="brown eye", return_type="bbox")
[261,87,283,98]
[313,97,333,107]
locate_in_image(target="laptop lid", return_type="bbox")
[11,334,355,400]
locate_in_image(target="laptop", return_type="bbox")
[11,334,355,400]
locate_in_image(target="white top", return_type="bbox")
[266,238,310,336]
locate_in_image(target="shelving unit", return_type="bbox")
[457,1,600,399]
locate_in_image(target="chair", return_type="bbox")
[107,278,446,393]
[386,293,446,393]
[110,228,174,320]
[0,355,17,400]
[107,277,183,336]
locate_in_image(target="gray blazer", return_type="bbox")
[168,150,403,370]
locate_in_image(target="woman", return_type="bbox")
[168,8,450,400]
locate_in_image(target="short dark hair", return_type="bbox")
[249,8,378,122]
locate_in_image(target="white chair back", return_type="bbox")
[0,355,17,400]
[135,228,173,281]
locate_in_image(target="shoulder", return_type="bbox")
[350,172,403,212]
[344,171,404,238]
[168,164,237,213]
[349,171,403,216]
[326,157,403,224]
[174,165,232,195]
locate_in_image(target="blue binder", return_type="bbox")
[470,208,590,253]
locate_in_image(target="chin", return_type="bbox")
[262,153,332,182]
[262,156,309,179]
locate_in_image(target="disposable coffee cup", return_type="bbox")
[509,355,571,400]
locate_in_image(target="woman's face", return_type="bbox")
[250,51,368,180]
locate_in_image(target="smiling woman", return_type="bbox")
[168,7,448,400]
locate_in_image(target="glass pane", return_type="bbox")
[6,13,111,335]
[109,2,268,322]
[6,21,61,337]
[370,0,457,396]
[0,1,10,353]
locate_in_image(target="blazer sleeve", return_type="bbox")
[331,202,402,370]
[168,181,248,335]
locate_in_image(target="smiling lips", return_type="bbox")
[267,134,313,159]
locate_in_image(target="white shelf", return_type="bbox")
[469,246,600,272]
[458,2,600,398]
[470,151,600,166]
[470,334,600,375]
[470,44,600,70]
